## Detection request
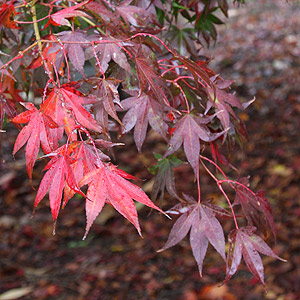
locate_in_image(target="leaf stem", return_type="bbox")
[200,157,239,229]
[197,158,201,203]
[218,183,239,229]
[218,179,257,197]
[92,42,105,79]
[42,78,53,103]
[173,81,190,113]
[0,42,37,71]
[55,37,70,83]
[199,155,235,189]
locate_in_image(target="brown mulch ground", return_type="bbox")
[1,1,300,299]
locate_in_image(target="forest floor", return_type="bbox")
[0,0,300,299]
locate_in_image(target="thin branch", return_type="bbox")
[197,158,201,203]
[0,42,37,71]
[200,157,239,229]
[31,5,54,81]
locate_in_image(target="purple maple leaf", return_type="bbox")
[165,113,225,175]
[224,226,286,286]
[159,197,227,276]
[120,93,168,151]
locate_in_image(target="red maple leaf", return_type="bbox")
[47,31,90,75]
[120,93,168,152]
[159,196,227,276]
[62,140,110,206]
[79,162,166,239]
[224,226,285,286]
[41,85,102,146]
[0,1,20,29]
[12,103,58,179]
[50,1,91,27]
[34,145,85,220]
[60,87,101,131]
[86,37,131,73]
[29,35,60,75]
[90,78,123,125]
[206,86,243,137]
[85,0,114,22]
[115,0,151,26]
[134,48,167,103]
[233,177,276,240]
[0,93,17,128]
[165,113,225,175]
[0,74,22,128]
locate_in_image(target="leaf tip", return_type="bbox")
[52,219,57,236]
[30,207,36,219]
[164,212,172,220]
[138,229,143,238]
[279,257,287,263]
[82,230,89,241]
[198,269,203,277]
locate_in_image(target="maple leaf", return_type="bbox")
[50,1,91,27]
[90,78,123,124]
[0,76,21,128]
[218,0,229,17]
[159,197,227,276]
[0,72,23,103]
[49,31,90,75]
[0,94,17,128]
[120,93,168,152]
[60,88,101,133]
[62,141,110,206]
[0,1,20,29]
[165,113,225,175]
[149,153,182,203]
[85,0,114,22]
[86,37,131,73]
[29,35,60,75]
[0,75,23,128]
[12,103,58,179]
[115,0,150,26]
[92,100,109,134]
[206,86,243,136]
[165,25,198,58]
[134,48,168,103]
[224,226,286,286]
[41,86,102,143]
[233,178,276,240]
[34,146,85,221]
[79,162,166,238]
[210,141,228,165]
[40,89,73,147]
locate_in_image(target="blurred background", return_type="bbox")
[0,0,299,299]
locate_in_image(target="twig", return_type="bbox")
[31,5,54,81]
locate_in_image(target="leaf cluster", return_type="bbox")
[0,0,284,286]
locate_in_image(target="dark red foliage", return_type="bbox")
[0,1,19,29]
[160,195,227,276]
[0,0,284,287]
[224,226,285,286]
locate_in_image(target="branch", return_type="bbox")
[31,5,54,81]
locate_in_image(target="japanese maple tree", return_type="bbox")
[0,0,285,287]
